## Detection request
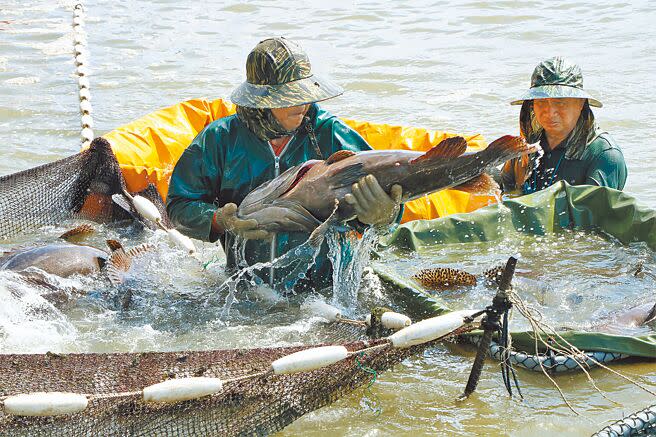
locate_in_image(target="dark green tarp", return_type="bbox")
[373,182,656,358]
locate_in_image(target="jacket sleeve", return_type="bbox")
[585,148,627,190]
[166,127,223,242]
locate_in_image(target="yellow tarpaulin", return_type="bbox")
[104,98,496,223]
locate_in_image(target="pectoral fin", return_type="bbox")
[106,249,131,286]
[308,200,340,247]
[245,201,322,233]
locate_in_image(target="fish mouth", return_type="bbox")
[281,161,318,197]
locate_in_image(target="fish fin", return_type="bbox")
[239,164,309,215]
[111,193,134,213]
[326,150,356,165]
[59,224,95,242]
[328,163,366,189]
[106,239,124,252]
[106,248,132,286]
[411,267,477,289]
[267,200,323,232]
[18,271,61,292]
[125,243,154,259]
[308,200,340,247]
[643,303,656,325]
[453,173,500,195]
[409,136,468,164]
[484,135,535,159]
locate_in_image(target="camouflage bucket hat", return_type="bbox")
[510,57,602,108]
[230,37,343,109]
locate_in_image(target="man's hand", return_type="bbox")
[212,203,271,240]
[344,175,402,226]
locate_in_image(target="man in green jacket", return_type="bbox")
[166,37,402,291]
[500,57,627,194]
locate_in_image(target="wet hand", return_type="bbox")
[212,203,271,240]
[344,175,402,226]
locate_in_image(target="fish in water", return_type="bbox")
[412,265,503,290]
[0,237,152,286]
[238,135,536,238]
[591,301,656,334]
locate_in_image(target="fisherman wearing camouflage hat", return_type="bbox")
[500,57,627,194]
[167,37,402,290]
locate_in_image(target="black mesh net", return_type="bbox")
[0,141,439,436]
[0,137,168,240]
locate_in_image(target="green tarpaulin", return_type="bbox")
[374,182,656,358]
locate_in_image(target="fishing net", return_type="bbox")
[0,137,168,240]
[0,333,435,436]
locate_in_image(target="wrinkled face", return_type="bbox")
[271,104,310,131]
[533,98,585,140]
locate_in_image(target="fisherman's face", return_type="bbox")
[533,98,586,140]
[271,104,310,131]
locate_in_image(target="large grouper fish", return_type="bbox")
[0,226,152,286]
[238,135,536,239]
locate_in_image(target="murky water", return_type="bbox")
[1,1,656,435]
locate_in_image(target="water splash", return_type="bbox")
[327,226,381,314]
[214,236,324,318]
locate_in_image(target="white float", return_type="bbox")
[167,228,196,254]
[389,310,479,348]
[272,346,348,375]
[380,312,412,330]
[142,377,223,403]
[3,392,88,416]
[132,195,162,223]
[304,299,341,322]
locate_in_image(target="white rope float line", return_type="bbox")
[73,3,93,147]
[0,309,481,416]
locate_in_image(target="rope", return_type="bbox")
[592,404,656,437]
[355,352,382,416]
[72,3,93,147]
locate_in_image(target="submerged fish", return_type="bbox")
[238,135,535,236]
[412,265,503,290]
[592,301,656,334]
[0,239,151,285]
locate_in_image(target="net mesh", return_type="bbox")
[0,137,168,240]
[0,140,437,435]
[0,336,428,436]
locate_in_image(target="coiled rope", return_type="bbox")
[592,404,656,437]
[72,3,93,147]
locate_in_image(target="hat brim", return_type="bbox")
[230,74,344,109]
[510,84,602,108]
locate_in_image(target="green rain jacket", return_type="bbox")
[166,104,376,290]
[501,104,627,194]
